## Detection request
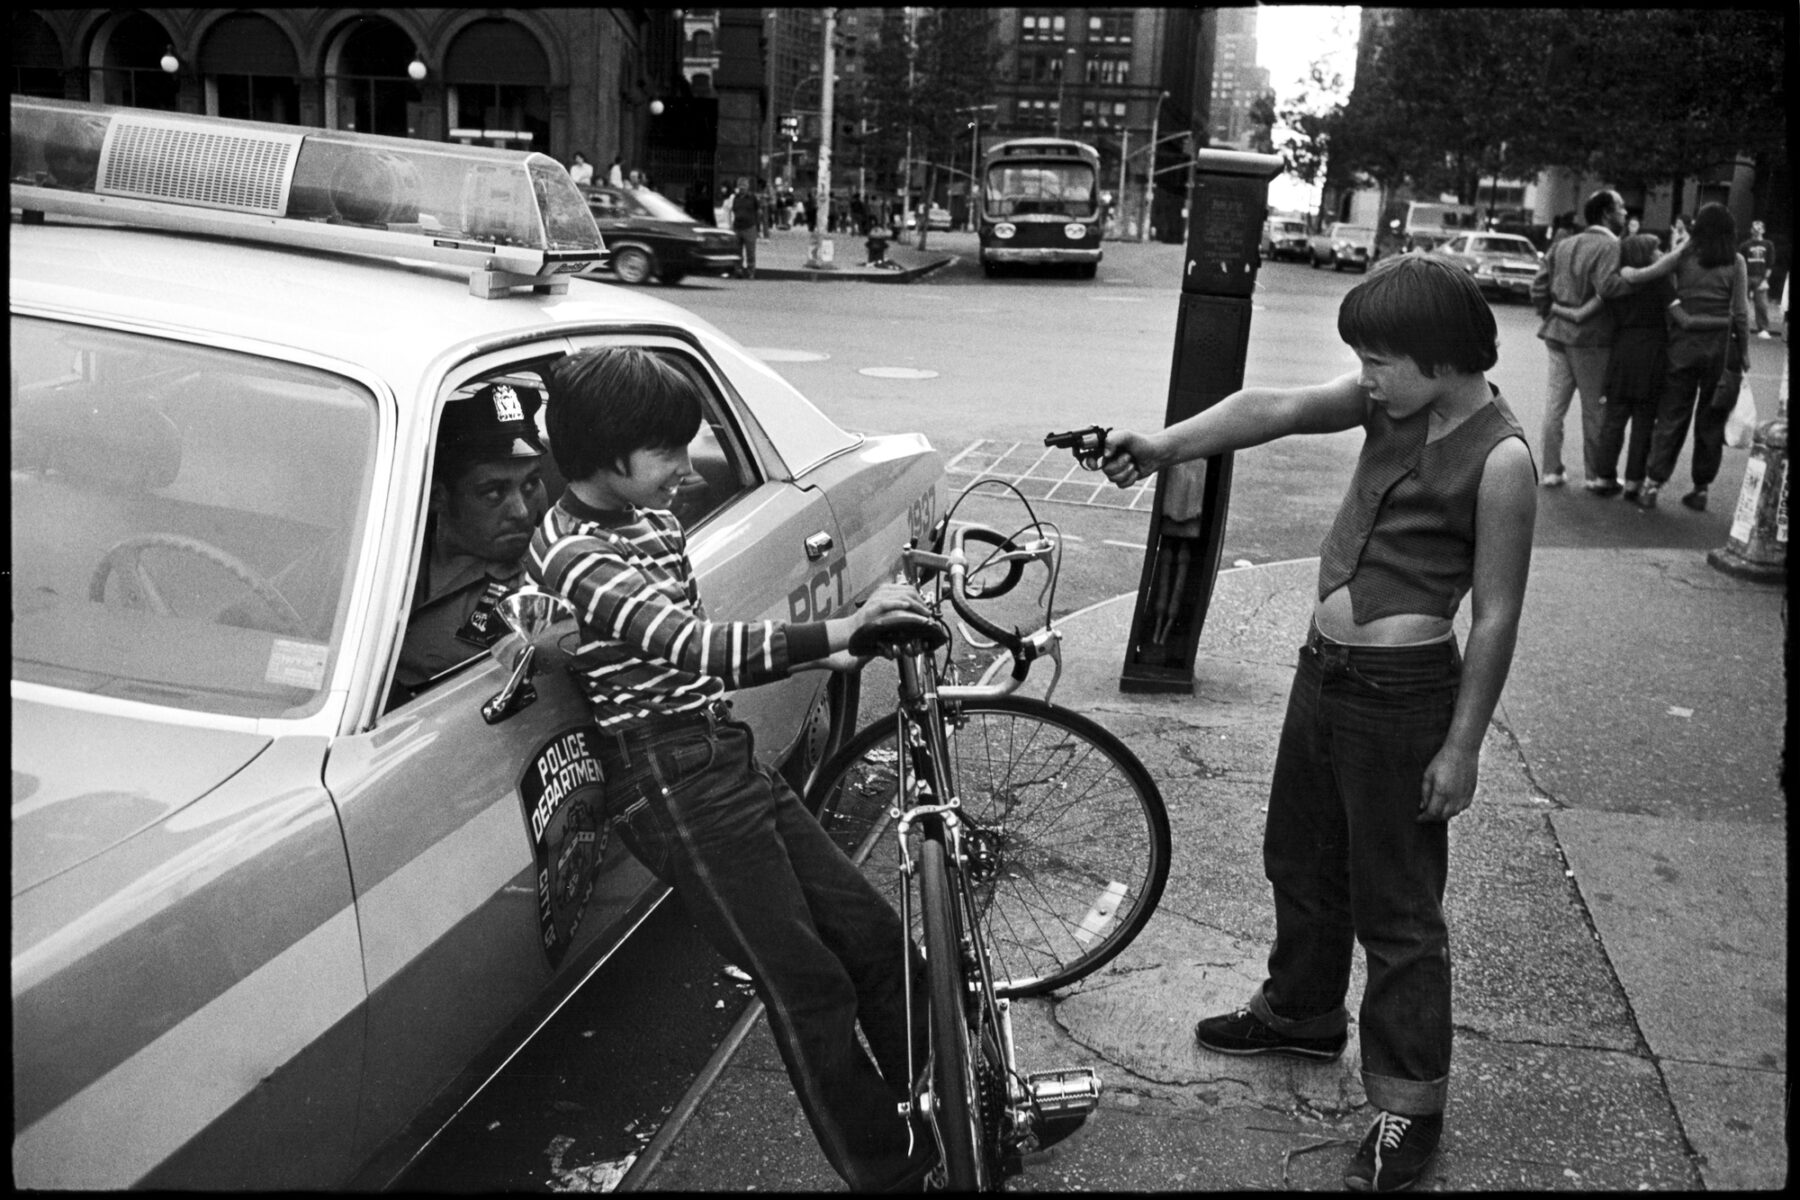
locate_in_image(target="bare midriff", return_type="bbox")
[1314,585,1455,646]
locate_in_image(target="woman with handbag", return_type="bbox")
[1637,203,1752,511]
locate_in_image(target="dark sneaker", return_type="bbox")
[1635,483,1660,509]
[1585,478,1623,498]
[1193,1006,1347,1061]
[1344,1110,1443,1192]
[1681,488,1708,511]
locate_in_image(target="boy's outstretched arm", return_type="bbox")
[1101,370,1366,487]
[1418,437,1537,822]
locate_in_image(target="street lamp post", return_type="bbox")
[1054,46,1076,137]
[1140,90,1167,244]
[805,8,837,270]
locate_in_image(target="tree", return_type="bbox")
[860,7,1000,247]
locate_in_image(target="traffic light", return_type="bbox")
[780,113,799,142]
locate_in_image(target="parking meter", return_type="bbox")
[1119,149,1284,693]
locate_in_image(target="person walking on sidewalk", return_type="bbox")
[530,348,939,1192]
[1739,219,1777,338]
[728,177,761,279]
[1639,202,1753,512]
[1102,257,1538,1193]
[1530,188,1633,491]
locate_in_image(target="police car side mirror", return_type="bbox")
[481,586,575,724]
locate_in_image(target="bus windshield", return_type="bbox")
[983,161,1097,219]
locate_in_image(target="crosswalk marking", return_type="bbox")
[945,439,1158,511]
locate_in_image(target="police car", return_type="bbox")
[10,97,944,1189]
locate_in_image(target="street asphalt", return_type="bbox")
[625,232,1789,1192]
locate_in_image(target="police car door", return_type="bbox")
[322,347,656,1179]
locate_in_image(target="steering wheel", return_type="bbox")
[89,533,308,638]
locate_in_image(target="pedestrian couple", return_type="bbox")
[1532,189,1757,511]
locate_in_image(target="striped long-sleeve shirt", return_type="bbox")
[528,490,831,727]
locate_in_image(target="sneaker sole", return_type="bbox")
[1194,1038,1346,1061]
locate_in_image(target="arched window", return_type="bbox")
[13,11,65,99]
[198,13,299,124]
[444,19,550,153]
[90,12,180,110]
[688,30,714,59]
[324,16,424,137]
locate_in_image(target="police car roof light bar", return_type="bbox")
[8,96,605,299]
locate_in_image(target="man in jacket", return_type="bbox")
[1529,189,1633,491]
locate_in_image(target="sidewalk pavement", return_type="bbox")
[626,544,1787,1192]
[743,224,963,283]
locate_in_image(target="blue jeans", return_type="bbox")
[598,709,930,1191]
[1249,624,1461,1116]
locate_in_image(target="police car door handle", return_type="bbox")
[804,531,834,560]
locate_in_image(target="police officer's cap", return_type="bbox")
[437,382,546,461]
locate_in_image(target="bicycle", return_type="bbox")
[814,493,1171,1189]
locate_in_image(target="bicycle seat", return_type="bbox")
[848,612,949,657]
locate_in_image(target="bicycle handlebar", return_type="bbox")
[901,523,1062,699]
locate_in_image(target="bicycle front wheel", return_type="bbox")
[808,696,1171,997]
[919,837,990,1191]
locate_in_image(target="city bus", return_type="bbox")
[976,138,1103,278]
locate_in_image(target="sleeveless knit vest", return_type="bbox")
[1317,389,1529,624]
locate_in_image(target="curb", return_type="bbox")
[754,255,957,284]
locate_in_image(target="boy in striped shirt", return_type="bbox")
[530,347,939,1191]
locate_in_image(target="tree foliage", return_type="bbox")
[1330,8,1788,208]
[858,8,1000,184]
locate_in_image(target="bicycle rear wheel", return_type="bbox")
[808,696,1170,997]
[918,837,991,1191]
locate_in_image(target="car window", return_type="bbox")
[386,345,755,710]
[586,190,622,218]
[12,315,378,719]
[627,187,701,224]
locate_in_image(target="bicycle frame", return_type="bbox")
[878,533,1101,1184]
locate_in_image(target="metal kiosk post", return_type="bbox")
[1119,148,1284,693]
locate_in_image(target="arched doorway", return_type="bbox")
[198,12,299,123]
[13,11,65,99]
[323,16,425,138]
[444,19,550,153]
[88,12,180,111]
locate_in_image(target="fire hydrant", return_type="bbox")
[1707,345,1788,582]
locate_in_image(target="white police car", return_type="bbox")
[10,97,944,1188]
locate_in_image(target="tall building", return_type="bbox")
[989,7,1212,240]
[12,8,680,179]
[1207,5,1269,150]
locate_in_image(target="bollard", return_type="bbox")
[1707,414,1787,581]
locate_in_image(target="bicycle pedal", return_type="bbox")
[1024,1067,1101,1118]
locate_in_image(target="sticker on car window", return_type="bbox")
[520,726,610,968]
[265,639,329,690]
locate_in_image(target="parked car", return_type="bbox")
[10,97,946,1190]
[580,183,742,284]
[1307,222,1376,272]
[1430,231,1545,302]
[903,203,952,232]
[1259,216,1310,263]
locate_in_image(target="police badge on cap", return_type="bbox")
[437,382,547,460]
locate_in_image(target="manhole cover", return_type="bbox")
[750,348,830,362]
[858,366,939,379]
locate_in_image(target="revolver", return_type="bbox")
[1044,425,1111,471]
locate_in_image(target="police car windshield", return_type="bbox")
[11,317,378,719]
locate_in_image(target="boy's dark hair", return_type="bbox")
[1690,202,1738,270]
[1337,255,1498,377]
[1582,189,1618,228]
[546,347,703,481]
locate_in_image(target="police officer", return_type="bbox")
[394,381,550,696]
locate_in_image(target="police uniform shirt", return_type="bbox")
[394,542,527,689]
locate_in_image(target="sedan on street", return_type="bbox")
[1308,222,1376,272]
[1430,232,1545,302]
[581,183,743,285]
